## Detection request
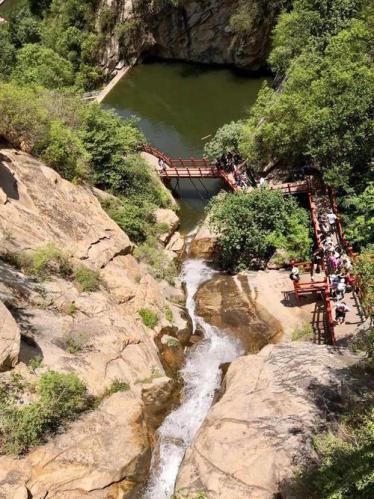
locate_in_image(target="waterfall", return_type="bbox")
[144,259,243,498]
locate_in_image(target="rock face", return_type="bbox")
[188,223,217,260]
[0,149,133,268]
[101,0,283,72]
[196,273,282,352]
[0,301,20,371]
[0,392,150,498]
[176,342,359,498]
[0,147,187,497]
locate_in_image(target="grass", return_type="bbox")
[104,379,130,396]
[66,302,77,316]
[134,236,178,284]
[292,323,313,341]
[138,308,159,329]
[31,243,72,279]
[73,265,103,292]
[164,305,174,323]
[135,366,162,385]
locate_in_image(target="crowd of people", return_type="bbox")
[214,152,251,189]
[290,208,355,326]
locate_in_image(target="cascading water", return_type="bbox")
[145,259,244,499]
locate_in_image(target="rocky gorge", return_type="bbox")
[100,0,284,73]
[0,146,365,498]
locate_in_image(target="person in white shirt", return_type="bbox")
[327,212,337,227]
[335,301,350,324]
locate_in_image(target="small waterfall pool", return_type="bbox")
[145,259,244,498]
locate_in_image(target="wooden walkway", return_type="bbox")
[145,142,366,345]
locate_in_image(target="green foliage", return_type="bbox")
[204,121,244,159]
[138,308,159,329]
[291,323,313,341]
[352,327,374,365]
[291,401,374,498]
[0,26,17,79]
[0,371,90,454]
[28,356,43,371]
[105,379,130,396]
[102,196,157,244]
[73,265,103,292]
[134,366,162,385]
[12,43,74,88]
[39,120,89,181]
[240,1,373,251]
[134,236,178,283]
[207,189,312,270]
[353,252,374,320]
[342,184,374,250]
[31,243,72,279]
[0,83,49,150]
[66,302,77,315]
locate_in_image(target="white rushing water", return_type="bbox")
[145,259,244,499]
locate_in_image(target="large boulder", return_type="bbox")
[0,301,20,371]
[0,392,151,498]
[195,273,282,352]
[176,342,359,498]
[188,223,217,260]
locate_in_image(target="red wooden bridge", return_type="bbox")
[143,144,312,194]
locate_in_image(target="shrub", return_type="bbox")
[134,236,178,284]
[0,370,90,455]
[73,265,103,292]
[138,308,159,329]
[207,189,312,270]
[105,379,130,396]
[64,330,88,354]
[31,243,72,279]
[66,302,77,315]
[353,252,374,321]
[28,356,43,371]
[39,120,89,181]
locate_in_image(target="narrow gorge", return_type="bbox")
[0,0,372,498]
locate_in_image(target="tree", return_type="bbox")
[204,121,244,159]
[207,188,312,270]
[12,43,74,88]
[0,27,16,79]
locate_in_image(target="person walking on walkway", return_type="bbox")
[335,301,350,324]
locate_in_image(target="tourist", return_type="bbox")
[312,247,323,274]
[336,277,347,301]
[334,301,350,324]
[328,252,339,273]
[289,266,300,282]
[342,255,352,273]
[327,211,337,231]
[259,177,266,187]
[158,158,166,172]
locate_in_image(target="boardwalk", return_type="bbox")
[145,142,365,345]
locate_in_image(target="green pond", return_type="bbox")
[104,60,269,232]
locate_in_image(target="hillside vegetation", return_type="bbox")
[209,0,373,252]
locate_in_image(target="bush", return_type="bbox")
[105,379,130,396]
[353,252,374,321]
[0,370,91,455]
[73,265,103,292]
[64,330,89,354]
[31,243,72,279]
[134,236,178,284]
[207,189,312,270]
[139,308,159,329]
[28,356,43,371]
[39,120,89,181]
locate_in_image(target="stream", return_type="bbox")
[145,260,244,498]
